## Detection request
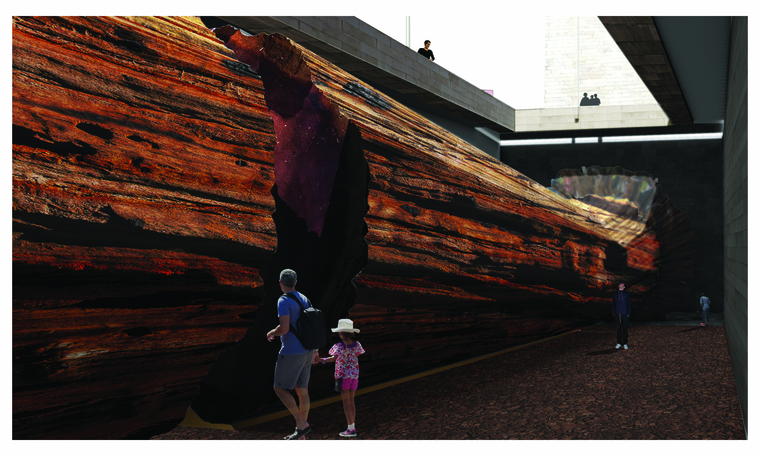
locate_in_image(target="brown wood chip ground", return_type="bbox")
[153,323,744,440]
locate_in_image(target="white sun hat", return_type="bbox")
[331,319,360,333]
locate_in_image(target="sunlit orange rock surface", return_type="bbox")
[13,16,277,439]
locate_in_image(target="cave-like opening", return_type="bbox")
[190,29,369,423]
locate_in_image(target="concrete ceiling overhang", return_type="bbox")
[599,16,730,127]
[651,16,731,124]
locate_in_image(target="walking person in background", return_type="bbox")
[266,269,320,440]
[700,293,711,326]
[316,319,365,437]
[417,40,435,61]
[613,283,632,349]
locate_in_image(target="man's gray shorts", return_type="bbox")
[274,350,314,390]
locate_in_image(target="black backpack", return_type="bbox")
[284,292,327,350]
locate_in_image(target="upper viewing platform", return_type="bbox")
[214,16,516,134]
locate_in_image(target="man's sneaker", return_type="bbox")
[615,344,621,349]
[701,323,706,326]
[623,345,628,349]
[339,429,357,438]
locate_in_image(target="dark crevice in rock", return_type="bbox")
[372,184,593,242]
[12,210,274,270]
[13,124,98,157]
[342,82,391,110]
[198,16,232,30]
[221,60,261,80]
[638,184,695,318]
[122,327,154,337]
[76,122,114,140]
[602,241,628,275]
[237,311,257,320]
[104,27,149,54]
[127,134,160,149]
[190,29,370,424]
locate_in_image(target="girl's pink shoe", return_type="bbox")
[339,429,357,437]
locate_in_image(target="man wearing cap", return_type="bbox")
[612,283,632,349]
[266,268,320,440]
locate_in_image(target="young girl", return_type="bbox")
[317,319,364,437]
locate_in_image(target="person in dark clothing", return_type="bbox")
[612,283,632,349]
[418,40,434,61]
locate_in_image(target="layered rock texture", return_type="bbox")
[551,166,695,319]
[12,17,685,439]
[12,16,277,439]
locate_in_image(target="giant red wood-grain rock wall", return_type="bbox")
[275,30,663,384]
[13,17,672,439]
[195,28,665,423]
[12,16,277,439]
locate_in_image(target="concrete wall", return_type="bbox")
[515,104,669,132]
[544,17,662,108]
[502,138,724,314]
[722,16,748,434]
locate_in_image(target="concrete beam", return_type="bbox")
[598,16,693,126]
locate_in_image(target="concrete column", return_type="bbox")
[722,16,748,435]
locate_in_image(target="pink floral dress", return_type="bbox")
[329,341,365,379]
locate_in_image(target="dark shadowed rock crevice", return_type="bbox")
[191,28,369,423]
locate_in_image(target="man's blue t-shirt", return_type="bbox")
[277,291,310,355]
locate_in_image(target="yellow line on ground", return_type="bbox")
[179,408,235,430]
[180,329,582,430]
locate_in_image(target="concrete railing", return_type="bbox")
[515,104,670,132]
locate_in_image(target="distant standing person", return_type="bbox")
[418,40,435,61]
[700,293,711,326]
[266,269,320,440]
[613,283,631,349]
